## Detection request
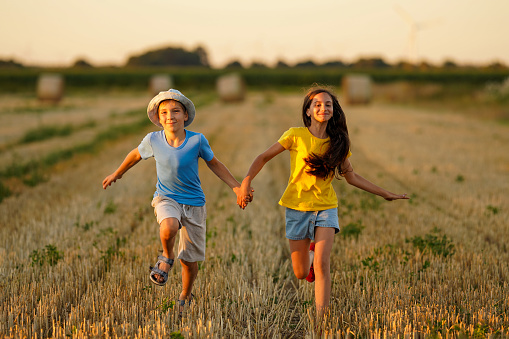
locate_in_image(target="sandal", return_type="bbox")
[149,255,174,286]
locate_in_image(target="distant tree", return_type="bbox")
[0,58,24,68]
[352,57,391,69]
[194,46,210,68]
[72,58,93,68]
[250,61,268,69]
[126,46,209,67]
[395,60,416,70]
[275,60,290,68]
[485,61,507,70]
[442,59,458,69]
[321,60,347,68]
[418,61,434,71]
[225,60,244,69]
[295,60,317,68]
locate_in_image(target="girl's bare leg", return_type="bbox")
[289,238,312,279]
[313,227,335,319]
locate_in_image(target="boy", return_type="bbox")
[103,89,251,307]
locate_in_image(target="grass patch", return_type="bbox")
[406,227,455,258]
[29,244,63,267]
[20,120,97,144]
[0,112,149,192]
[340,220,365,241]
[0,181,12,203]
[20,125,73,143]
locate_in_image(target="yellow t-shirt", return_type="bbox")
[278,127,351,211]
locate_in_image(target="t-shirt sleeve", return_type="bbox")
[138,133,154,160]
[277,128,295,150]
[199,134,214,161]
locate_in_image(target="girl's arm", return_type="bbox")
[238,142,286,208]
[102,148,142,189]
[341,158,408,201]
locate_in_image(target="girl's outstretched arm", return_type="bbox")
[341,158,409,201]
[102,148,142,189]
[238,142,286,208]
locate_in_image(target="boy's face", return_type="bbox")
[158,100,188,132]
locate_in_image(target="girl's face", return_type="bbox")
[158,100,188,132]
[306,92,333,124]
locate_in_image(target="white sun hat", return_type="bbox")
[147,89,196,128]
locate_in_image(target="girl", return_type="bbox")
[237,87,408,319]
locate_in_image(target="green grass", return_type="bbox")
[29,244,63,267]
[0,111,150,198]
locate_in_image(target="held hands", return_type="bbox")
[234,180,254,209]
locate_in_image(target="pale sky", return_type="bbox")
[1,0,508,68]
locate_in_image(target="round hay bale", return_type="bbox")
[341,74,372,105]
[216,73,246,102]
[149,74,173,95]
[37,73,64,103]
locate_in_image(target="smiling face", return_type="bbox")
[306,92,333,124]
[158,100,188,133]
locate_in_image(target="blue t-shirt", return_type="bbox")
[138,130,214,206]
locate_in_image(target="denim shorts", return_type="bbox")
[285,207,340,241]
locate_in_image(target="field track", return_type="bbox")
[0,90,508,338]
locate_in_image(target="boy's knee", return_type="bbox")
[160,218,179,237]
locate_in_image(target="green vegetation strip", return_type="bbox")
[20,121,97,144]
[2,68,508,92]
[0,110,149,202]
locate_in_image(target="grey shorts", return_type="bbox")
[151,195,207,262]
[285,207,340,241]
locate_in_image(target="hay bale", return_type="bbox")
[37,73,64,103]
[149,74,173,95]
[216,73,245,102]
[341,74,372,104]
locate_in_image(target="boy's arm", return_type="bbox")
[341,158,409,201]
[102,147,142,189]
[205,156,243,190]
[205,157,253,207]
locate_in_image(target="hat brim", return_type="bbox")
[147,90,196,128]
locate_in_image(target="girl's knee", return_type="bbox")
[313,258,330,277]
[293,265,310,280]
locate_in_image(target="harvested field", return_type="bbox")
[0,89,508,338]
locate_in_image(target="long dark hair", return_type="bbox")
[302,87,350,179]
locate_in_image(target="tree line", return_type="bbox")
[1,45,507,71]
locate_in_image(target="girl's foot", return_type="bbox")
[306,242,315,283]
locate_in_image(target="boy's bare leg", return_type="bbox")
[155,217,179,283]
[179,259,198,301]
[313,227,335,320]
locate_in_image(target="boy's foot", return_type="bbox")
[178,293,194,318]
[306,242,315,283]
[149,255,174,286]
